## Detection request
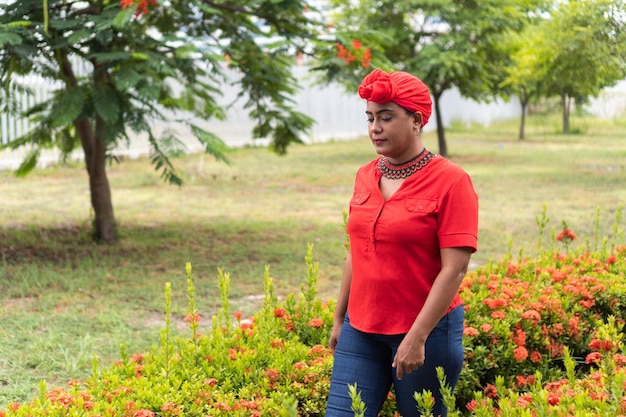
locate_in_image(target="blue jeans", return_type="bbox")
[324,306,464,417]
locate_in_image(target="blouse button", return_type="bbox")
[418,205,424,210]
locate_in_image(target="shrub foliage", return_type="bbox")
[2,207,625,417]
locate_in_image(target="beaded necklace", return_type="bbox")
[377,148,438,180]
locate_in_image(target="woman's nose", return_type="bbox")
[370,119,382,133]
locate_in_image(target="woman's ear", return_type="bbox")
[413,112,423,129]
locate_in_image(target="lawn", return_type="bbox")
[0,112,625,407]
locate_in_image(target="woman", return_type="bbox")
[324,69,479,417]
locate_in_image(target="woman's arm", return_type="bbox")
[329,252,353,355]
[392,247,472,379]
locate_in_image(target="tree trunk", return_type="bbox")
[519,95,528,140]
[59,52,118,243]
[562,93,571,134]
[433,94,448,158]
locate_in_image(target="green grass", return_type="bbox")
[0,112,625,407]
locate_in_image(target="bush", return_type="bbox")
[2,208,625,417]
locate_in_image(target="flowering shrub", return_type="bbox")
[336,39,371,69]
[1,210,624,417]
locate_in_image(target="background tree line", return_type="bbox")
[1,0,625,243]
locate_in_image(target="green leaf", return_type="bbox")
[67,29,94,45]
[92,83,120,125]
[88,51,133,63]
[189,124,231,164]
[112,7,135,30]
[15,148,39,177]
[49,87,85,128]
[0,30,23,48]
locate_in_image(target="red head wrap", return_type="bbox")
[358,68,432,127]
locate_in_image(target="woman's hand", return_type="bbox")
[328,321,344,356]
[392,334,426,380]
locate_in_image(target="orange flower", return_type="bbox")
[517,394,532,407]
[352,39,362,49]
[270,339,284,349]
[547,392,561,406]
[585,352,602,364]
[589,338,615,352]
[513,346,528,362]
[129,353,144,363]
[484,383,497,398]
[463,326,479,337]
[161,402,180,414]
[361,48,371,69]
[133,410,155,417]
[556,227,577,242]
[309,344,329,357]
[184,313,201,324]
[120,0,134,9]
[491,311,505,319]
[336,44,355,65]
[465,399,478,411]
[213,402,231,412]
[483,298,507,309]
[204,378,218,386]
[521,309,541,323]
[530,351,542,363]
[513,328,527,347]
[274,308,287,318]
[265,368,280,382]
[308,317,324,328]
[480,323,493,333]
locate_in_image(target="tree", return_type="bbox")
[0,0,320,243]
[500,27,550,140]
[538,0,626,133]
[313,0,547,157]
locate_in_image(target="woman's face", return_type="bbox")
[365,101,422,163]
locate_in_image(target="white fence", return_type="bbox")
[2,65,624,171]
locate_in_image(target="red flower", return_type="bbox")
[589,338,615,352]
[463,326,479,337]
[530,351,542,363]
[352,39,362,49]
[480,323,493,333]
[517,394,532,407]
[270,339,284,349]
[484,383,497,399]
[556,227,577,242]
[585,352,602,364]
[133,410,155,417]
[129,353,144,363]
[308,317,324,328]
[336,44,355,65]
[465,399,478,411]
[120,0,134,9]
[547,392,561,406]
[204,378,218,386]
[361,48,371,69]
[521,309,541,324]
[513,346,529,362]
[265,368,280,382]
[274,308,287,318]
[184,313,201,324]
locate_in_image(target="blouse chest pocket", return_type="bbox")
[405,197,438,213]
[350,192,371,206]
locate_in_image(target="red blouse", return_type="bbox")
[346,156,479,335]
